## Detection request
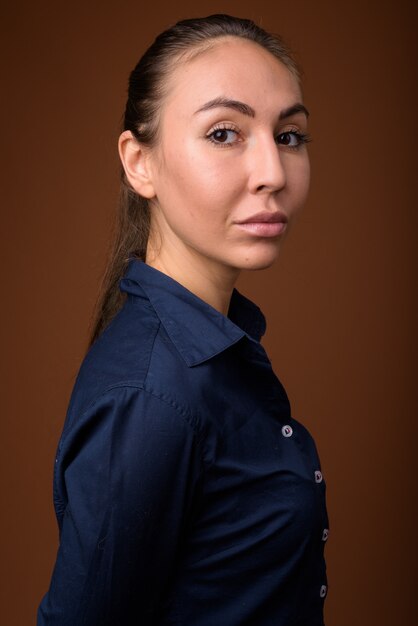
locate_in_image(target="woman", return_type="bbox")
[38,14,328,626]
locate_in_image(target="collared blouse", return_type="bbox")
[38,259,329,626]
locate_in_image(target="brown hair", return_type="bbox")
[89,14,300,346]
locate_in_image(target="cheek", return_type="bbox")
[164,141,244,216]
[287,156,310,210]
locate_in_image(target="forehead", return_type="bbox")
[162,37,302,118]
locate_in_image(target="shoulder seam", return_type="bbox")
[61,382,207,482]
[62,380,206,450]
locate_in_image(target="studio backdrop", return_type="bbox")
[1,1,416,625]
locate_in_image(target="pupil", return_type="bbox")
[215,130,227,142]
[282,133,291,145]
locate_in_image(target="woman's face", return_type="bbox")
[145,37,310,278]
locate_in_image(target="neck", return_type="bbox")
[146,241,240,317]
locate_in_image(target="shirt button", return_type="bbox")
[320,584,327,598]
[281,424,293,438]
[314,470,323,483]
[322,528,329,542]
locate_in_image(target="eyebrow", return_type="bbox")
[194,97,309,120]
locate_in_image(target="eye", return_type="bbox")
[206,124,240,147]
[276,130,311,149]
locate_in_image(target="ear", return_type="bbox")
[118,130,156,199]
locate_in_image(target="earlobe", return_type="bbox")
[118,130,156,199]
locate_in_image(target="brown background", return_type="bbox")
[1,0,417,624]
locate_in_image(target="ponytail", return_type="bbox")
[88,179,149,346]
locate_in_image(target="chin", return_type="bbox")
[233,245,282,271]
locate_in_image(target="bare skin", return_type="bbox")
[119,37,310,315]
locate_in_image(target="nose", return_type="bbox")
[248,134,286,194]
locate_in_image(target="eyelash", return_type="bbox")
[205,124,312,150]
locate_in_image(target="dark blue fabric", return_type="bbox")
[38,259,328,626]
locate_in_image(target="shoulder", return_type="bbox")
[61,383,202,450]
[63,296,207,438]
[68,297,160,416]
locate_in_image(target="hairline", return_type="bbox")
[148,35,300,147]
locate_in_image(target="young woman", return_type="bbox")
[38,14,328,626]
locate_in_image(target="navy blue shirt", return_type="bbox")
[38,259,328,626]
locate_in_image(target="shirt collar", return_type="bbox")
[120,259,266,367]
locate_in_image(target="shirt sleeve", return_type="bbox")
[37,385,203,626]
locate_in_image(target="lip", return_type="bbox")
[235,211,288,238]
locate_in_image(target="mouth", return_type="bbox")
[235,211,288,237]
